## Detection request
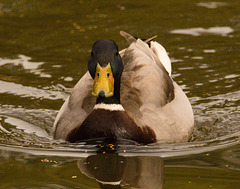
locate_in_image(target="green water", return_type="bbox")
[0,0,240,188]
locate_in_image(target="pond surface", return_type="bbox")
[0,0,240,188]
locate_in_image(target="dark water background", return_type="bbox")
[0,0,239,188]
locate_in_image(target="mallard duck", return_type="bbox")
[53,31,194,144]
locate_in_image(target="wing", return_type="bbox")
[120,33,175,124]
[53,72,96,140]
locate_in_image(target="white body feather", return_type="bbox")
[150,41,172,76]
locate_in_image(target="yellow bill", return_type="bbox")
[92,63,114,98]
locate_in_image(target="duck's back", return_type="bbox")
[120,32,194,142]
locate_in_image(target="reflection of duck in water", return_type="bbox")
[77,151,164,189]
[53,31,194,144]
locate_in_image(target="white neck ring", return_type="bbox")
[94,103,125,111]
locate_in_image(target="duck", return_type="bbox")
[53,31,194,144]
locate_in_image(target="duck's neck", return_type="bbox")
[96,79,121,105]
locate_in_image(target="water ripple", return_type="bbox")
[170,27,234,36]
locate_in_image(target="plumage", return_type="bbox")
[53,31,194,143]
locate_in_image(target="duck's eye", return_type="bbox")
[97,73,100,77]
[107,73,110,78]
[91,52,94,56]
[115,52,119,56]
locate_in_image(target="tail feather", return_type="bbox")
[120,31,157,45]
[144,35,158,44]
[120,31,136,44]
[150,41,172,76]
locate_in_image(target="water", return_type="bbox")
[0,0,240,188]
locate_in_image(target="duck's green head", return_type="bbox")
[88,39,123,100]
